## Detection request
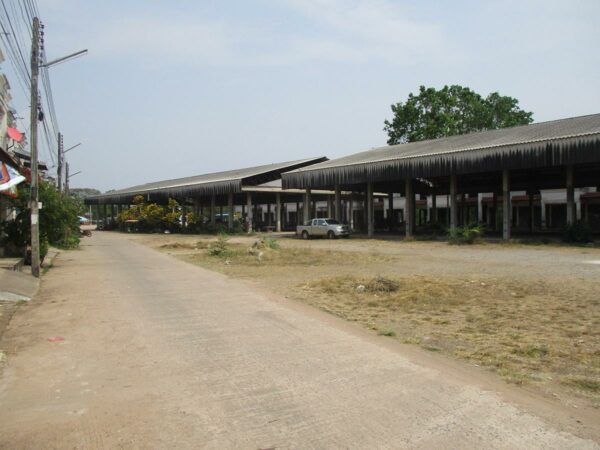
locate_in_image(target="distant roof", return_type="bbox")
[283,114,600,189]
[86,157,327,204]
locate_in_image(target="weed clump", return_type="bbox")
[251,235,280,250]
[364,276,400,293]
[448,224,484,245]
[378,329,396,337]
[207,233,232,257]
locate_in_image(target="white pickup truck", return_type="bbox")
[296,218,350,239]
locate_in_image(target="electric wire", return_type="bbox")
[0,0,62,171]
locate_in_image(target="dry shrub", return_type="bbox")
[365,276,400,293]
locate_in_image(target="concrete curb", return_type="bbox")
[0,249,59,302]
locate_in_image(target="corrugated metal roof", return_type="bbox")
[86,157,327,204]
[283,114,600,189]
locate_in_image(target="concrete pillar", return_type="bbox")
[227,193,234,230]
[502,169,511,240]
[405,179,414,237]
[431,191,437,223]
[348,197,354,230]
[576,192,582,221]
[529,192,535,233]
[450,175,457,231]
[388,192,394,229]
[334,183,342,221]
[367,182,374,237]
[210,194,216,224]
[327,195,333,218]
[276,193,282,232]
[246,192,253,232]
[540,196,547,230]
[267,203,272,226]
[295,202,300,225]
[477,193,483,223]
[492,193,498,231]
[566,165,574,225]
[303,189,311,223]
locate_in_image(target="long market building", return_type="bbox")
[282,113,600,238]
[85,157,356,231]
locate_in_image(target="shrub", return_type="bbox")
[207,233,231,257]
[0,182,81,259]
[364,276,400,293]
[564,220,593,243]
[252,234,280,250]
[448,224,485,244]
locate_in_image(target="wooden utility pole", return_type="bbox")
[30,17,41,277]
[57,132,63,191]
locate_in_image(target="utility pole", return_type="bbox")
[29,17,41,277]
[57,132,63,191]
[65,162,69,195]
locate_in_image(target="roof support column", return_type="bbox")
[492,193,498,231]
[431,190,437,224]
[303,188,311,223]
[327,195,333,218]
[529,191,535,233]
[227,193,234,230]
[477,193,483,223]
[540,195,547,230]
[502,169,511,240]
[405,179,414,237]
[450,174,457,231]
[246,192,253,232]
[210,194,216,224]
[276,192,282,232]
[566,164,574,226]
[367,182,374,237]
[348,196,354,231]
[388,192,394,230]
[334,183,342,221]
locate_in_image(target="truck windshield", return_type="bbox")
[325,219,341,224]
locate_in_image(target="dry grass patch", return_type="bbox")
[303,274,600,402]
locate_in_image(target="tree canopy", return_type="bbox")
[383,85,533,145]
[68,187,101,198]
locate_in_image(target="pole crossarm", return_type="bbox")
[42,49,88,68]
[64,142,81,153]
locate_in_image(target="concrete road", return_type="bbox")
[0,232,598,449]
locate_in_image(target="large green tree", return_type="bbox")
[383,85,533,145]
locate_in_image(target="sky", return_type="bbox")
[4,0,600,192]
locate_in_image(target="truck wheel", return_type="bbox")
[327,230,336,239]
[301,230,309,240]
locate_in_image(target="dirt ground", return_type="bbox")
[132,232,600,408]
[4,232,600,448]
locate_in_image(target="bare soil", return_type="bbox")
[133,232,600,407]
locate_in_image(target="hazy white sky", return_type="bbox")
[5,0,600,191]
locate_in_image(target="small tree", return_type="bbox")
[163,198,181,231]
